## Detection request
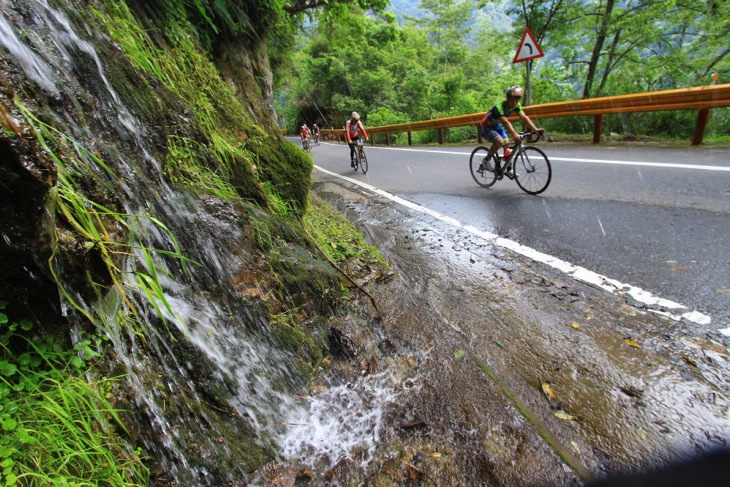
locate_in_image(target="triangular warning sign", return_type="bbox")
[513,27,544,64]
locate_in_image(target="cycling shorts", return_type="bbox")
[479,124,507,142]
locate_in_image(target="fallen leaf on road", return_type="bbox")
[570,441,581,455]
[541,382,555,400]
[624,338,641,348]
[554,411,577,421]
[454,350,465,359]
[681,355,697,367]
[570,322,581,329]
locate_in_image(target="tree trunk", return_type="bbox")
[583,0,615,99]
[596,29,622,96]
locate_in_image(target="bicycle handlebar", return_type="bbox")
[512,130,544,148]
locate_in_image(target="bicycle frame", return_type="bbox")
[504,131,542,164]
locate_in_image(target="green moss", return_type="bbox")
[251,137,313,216]
[304,193,389,270]
[270,311,324,375]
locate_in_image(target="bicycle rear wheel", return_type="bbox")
[514,146,551,195]
[469,146,498,188]
[359,149,368,174]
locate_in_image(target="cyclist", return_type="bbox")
[299,124,311,148]
[345,112,368,167]
[478,86,543,173]
[312,123,320,144]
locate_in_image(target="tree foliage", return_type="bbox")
[276,0,730,139]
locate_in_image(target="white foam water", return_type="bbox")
[279,371,399,469]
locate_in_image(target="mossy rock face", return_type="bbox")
[272,242,344,313]
[251,137,313,216]
[248,207,345,315]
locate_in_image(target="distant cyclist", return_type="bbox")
[479,86,543,172]
[345,112,368,167]
[312,123,320,144]
[299,124,311,148]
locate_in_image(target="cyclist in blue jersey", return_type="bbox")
[478,86,543,172]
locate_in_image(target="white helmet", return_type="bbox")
[506,86,524,98]
[351,112,360,120]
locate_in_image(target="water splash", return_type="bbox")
[280,372,398,469]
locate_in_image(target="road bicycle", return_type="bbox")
[313,133,320,146]
[469,131,551,195]
[352,136,368,174]
[302,137,311,153]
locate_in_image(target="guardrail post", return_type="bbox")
[692,73,719,146]
[385,134,390,146]
[408,131,412,146]
[692,110,710,146]
[438,128,444,144]
[476,124,482,144]
[593,115,603,144]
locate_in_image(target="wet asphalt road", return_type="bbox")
[296,138,730,331]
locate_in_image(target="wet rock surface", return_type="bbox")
[292,177,730,486]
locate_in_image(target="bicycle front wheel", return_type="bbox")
[469,146,498,188]
[359,150,368,174]
[514,146,552,195]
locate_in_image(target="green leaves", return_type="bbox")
[0,307,148,485]
[0,362,18,378]
[1,418,17,432]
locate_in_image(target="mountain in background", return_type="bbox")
[386,0,513,33]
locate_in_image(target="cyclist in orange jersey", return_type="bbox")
[345,112,368,167]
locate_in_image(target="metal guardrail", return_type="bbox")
[321,83,730,145]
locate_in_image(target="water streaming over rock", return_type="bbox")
[0,0,392,483]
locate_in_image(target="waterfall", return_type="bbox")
[0,0,395,483]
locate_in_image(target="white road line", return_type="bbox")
[314,164,712,326]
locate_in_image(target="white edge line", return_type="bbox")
[314,164,712,326]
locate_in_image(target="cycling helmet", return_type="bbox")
[506,86,523,98]
[352,112,360,120]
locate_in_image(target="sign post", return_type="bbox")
[512,27,544,106]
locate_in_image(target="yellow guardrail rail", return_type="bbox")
[320,83,730,146]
